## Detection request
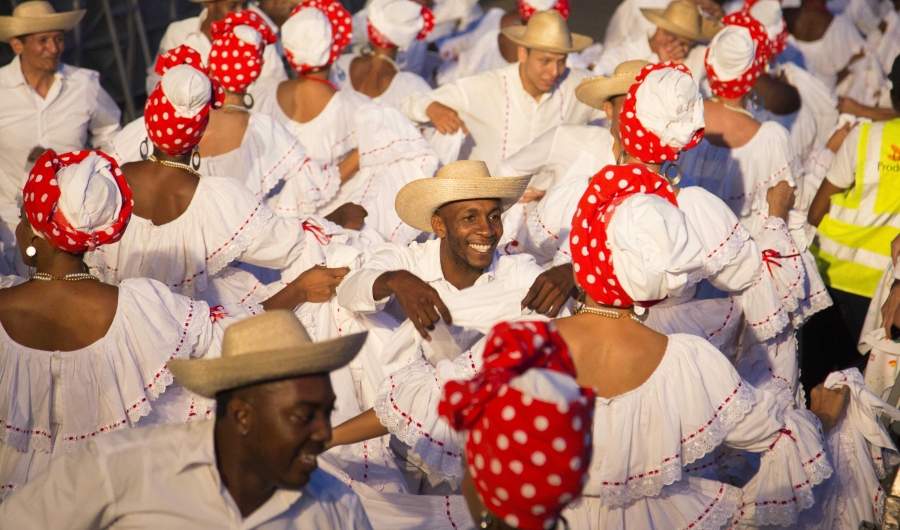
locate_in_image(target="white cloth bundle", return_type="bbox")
[161,64,212,119]
[749,0,785,46]
[368,0,426,49]
[282,8,332,68]
[706,25,755,82]
[634,68,704,149]
[232,24,263,46]
[54,152,123,238]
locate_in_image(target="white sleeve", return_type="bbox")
[824,125,861,190]
[88,83,122,151]
[400,78,472,124]
[336,243,419,313]
[496,127,560,178]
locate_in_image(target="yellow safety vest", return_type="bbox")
[813,119,900,298]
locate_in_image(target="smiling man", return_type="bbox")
[0,311,373,529]
[400,11,601,174]
[337,160,577,340]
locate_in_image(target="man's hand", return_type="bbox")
[766,181,795,221]
[27,147,48,163]
[881,279,900,337]
[294,266,350,304]
[382,270,452,339]
[826,122,852,153]
[809,384,850,433]
[426,101,469,135]
[325,203,368,230]
[657,39,688,63]
[521,264,577,317]
[517,187,547,204]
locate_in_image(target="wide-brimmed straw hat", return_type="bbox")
[640,0,721,42]
[575,59,650,109]
[501,10,592,54]
[0,1,85,43]
[169,311,367,398]
[395,160,531,233]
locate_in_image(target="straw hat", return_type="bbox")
[501,10,592,54]
[169,311,367,398]
[640,0,721,42]
[0,1,85,43]
[395,160,531,233]
[575,60,650,109]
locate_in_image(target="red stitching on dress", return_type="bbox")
[727,165,788,201]
[206,203,263,263]
[445,496,459,528]
[359,137,421,158]
[501,75,510,159]
[258,143,300,196]
[682,382,743,444]
[1,423,51,442]
[708,299,737,341]
[387,376,461,458]
[599,453,680,486]
[707,224,741,260]
[687,486,730,528]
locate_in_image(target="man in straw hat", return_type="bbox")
[147,0,286,95]
[0,1,121,276]
[0,310,374,529]
[400,10,601,173]
[593,0,720,82]
[337,160,577,341]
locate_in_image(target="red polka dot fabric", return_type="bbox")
[439,321,594,530]
[145,46,225,156]
[568,164,677,308]
[618,62,704,165]
[705,13,770,99]
[24,150,132,254]
[743,0,789,59]
[518,0,570,21]
[366,5,434,49]
[284,0,352,74]
[208,11,277,94]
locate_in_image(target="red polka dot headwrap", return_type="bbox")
[618,62,705,164]
[568,164,677,308]
[24,150,132,254]
[145,45,225,156]
[518,0,570,20]
[705,13,770,99]
[744,0,789,60]
[366,2,434,49]
[439,320,594,530]
[282,0,352,74]
[209,11,277,94]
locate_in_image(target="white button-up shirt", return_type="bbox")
[400,62,603,173]
[146,8,287,95]
[0,56,121,210]
[0,420,373,529]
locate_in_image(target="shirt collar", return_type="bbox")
[0,55,66,89]
[175,419,218,472]
[419,238,500,284]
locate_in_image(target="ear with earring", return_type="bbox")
[191,146,201,171]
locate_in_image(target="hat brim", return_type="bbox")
[395,175,532,232]
[501,26,593,54]
[168,331,368,398]
[640,8,707,42]
[575,75,636,109]
[0,10,85,43]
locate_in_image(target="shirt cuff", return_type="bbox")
[337,268,392,314]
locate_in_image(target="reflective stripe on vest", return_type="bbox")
[814,120,900,298]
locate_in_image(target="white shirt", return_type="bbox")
[400,62,603,172]
[0,420,373,529]
[146,8,287,95]
[0,56,121,210]
[593,34,708,86]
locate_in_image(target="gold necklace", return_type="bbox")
[30,272,99,282]
[147,154,200,177]
[574,304,645,324]
[224,104,250,114]
[708,96,755,119]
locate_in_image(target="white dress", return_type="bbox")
[254,83,438,244]
[330,54,433,110]
[790,15,866,91]
[0,278,260,498]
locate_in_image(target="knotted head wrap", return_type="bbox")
[518,0,570,21]
[145,45,225,156]
[209,11,277,93]
[569,163,705,307]
[746,0,788,60]
[282,0,352,74]
[439,320,594,530]
[24,150,132,254]
[705,13,770,99]
[618,62,705,164]
[367,0,434,49]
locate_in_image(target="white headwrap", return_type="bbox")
[607,194,706,303]
[706,25,756,82]
[54,153,123,237]
[281,8,333,69]
[368,0,426,49]
[633,68,705,150]
[521,0,559,10]
[160,64,212,119]
[233,24,263,46]
[749,0,785,46]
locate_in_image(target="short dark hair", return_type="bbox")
[215,388,237,420]
[890,55,900,112]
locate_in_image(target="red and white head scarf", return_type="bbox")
[439,320,594,530]
[705,13,770,99]
[367,0,435,49]
[282,0,352,74]
[618,62,705,164]
[569,164,705,308]
[145,46,225,156]
[518,0,570,20]
[24,150,132,254]
[209,11,277,93]
[745,0,788,60]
